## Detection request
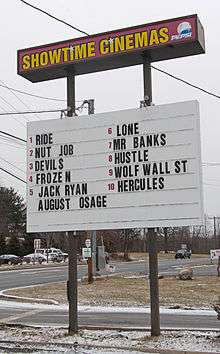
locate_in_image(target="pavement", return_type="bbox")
[0,299,218,330]
[0,256,219,331]
[0,256,217,292]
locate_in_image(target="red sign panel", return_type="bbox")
[17,15,205,82]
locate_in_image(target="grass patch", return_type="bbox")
[6,275,219,308]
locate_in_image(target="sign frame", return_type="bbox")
[26,100,204,233]
[18,14,205,82]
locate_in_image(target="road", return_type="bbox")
[0,256,218,330]
[0,301,218,330]
[0,256,216,291]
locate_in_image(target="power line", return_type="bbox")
[151,65,220,100]
[0,130,26,143]
[0,79,42,121]
[0,83,85,102]
[0,94,27,127]
[0,140,25,150]
[0,108,69,116]
[0,103,89,117]
[0,83,65,102]
[20,0,89,36]
[0,156,25,174]
[0,167,26,184]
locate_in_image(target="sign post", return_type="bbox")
[85,237,93,283]
[87,101,97,278]
[66,72,78,334]
[142,58,160,336]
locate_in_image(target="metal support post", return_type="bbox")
[91,230,97,275]
[87,256,93,283]
[143,59,152,106]
[67,72,78,334]
[46,234,49,264]
[143,57,160,336]
[88,99,97,277]
[148,228,160,336]
[68,231,78,333]
[67,72,75,118]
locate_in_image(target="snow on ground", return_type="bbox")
[0,326,219,353]
[0,299,217,317]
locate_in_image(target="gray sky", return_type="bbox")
[0,0,220,217]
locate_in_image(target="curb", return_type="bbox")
[0,274,121,307]
[0,293,58,305]
[0,262,69,272]
[0,283,60,305]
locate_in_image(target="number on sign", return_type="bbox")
[29,189,33,196]
[109,169,113,176]
[29,163,33,170]
[108,183,115,191]
[29,176,33,182]
[108,141,112,149]
[29,137,32,143]
[108,155,112,162]
[29,149,33,156]
[108,128,112,134]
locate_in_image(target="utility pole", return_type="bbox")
[67,71,78,334]
[143,58,160,337]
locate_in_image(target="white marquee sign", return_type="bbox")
[27,100,204,232]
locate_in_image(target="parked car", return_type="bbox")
[51,249,68,262]
[0,254,22,266]
[35,248,68,262]
[175,249,191,259]
[23,253,47,264]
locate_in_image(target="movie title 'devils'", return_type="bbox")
[26,101,204,233]
[18,15,205,82]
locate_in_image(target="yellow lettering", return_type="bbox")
[40,52,48,66]
[149,29,159,46]
[69,47,74,61]
[61,47,69,62]
[88,41,95,57]
[75,44,87,59]
[109,39,114,53]
[22,55,30,70]
[159,27,170,43]
[47,49,61,64]
[114,36,125,52]
[134,31,148,48]
[31,53,39,68]
[125,34,134,50]
[99,39,109,55]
